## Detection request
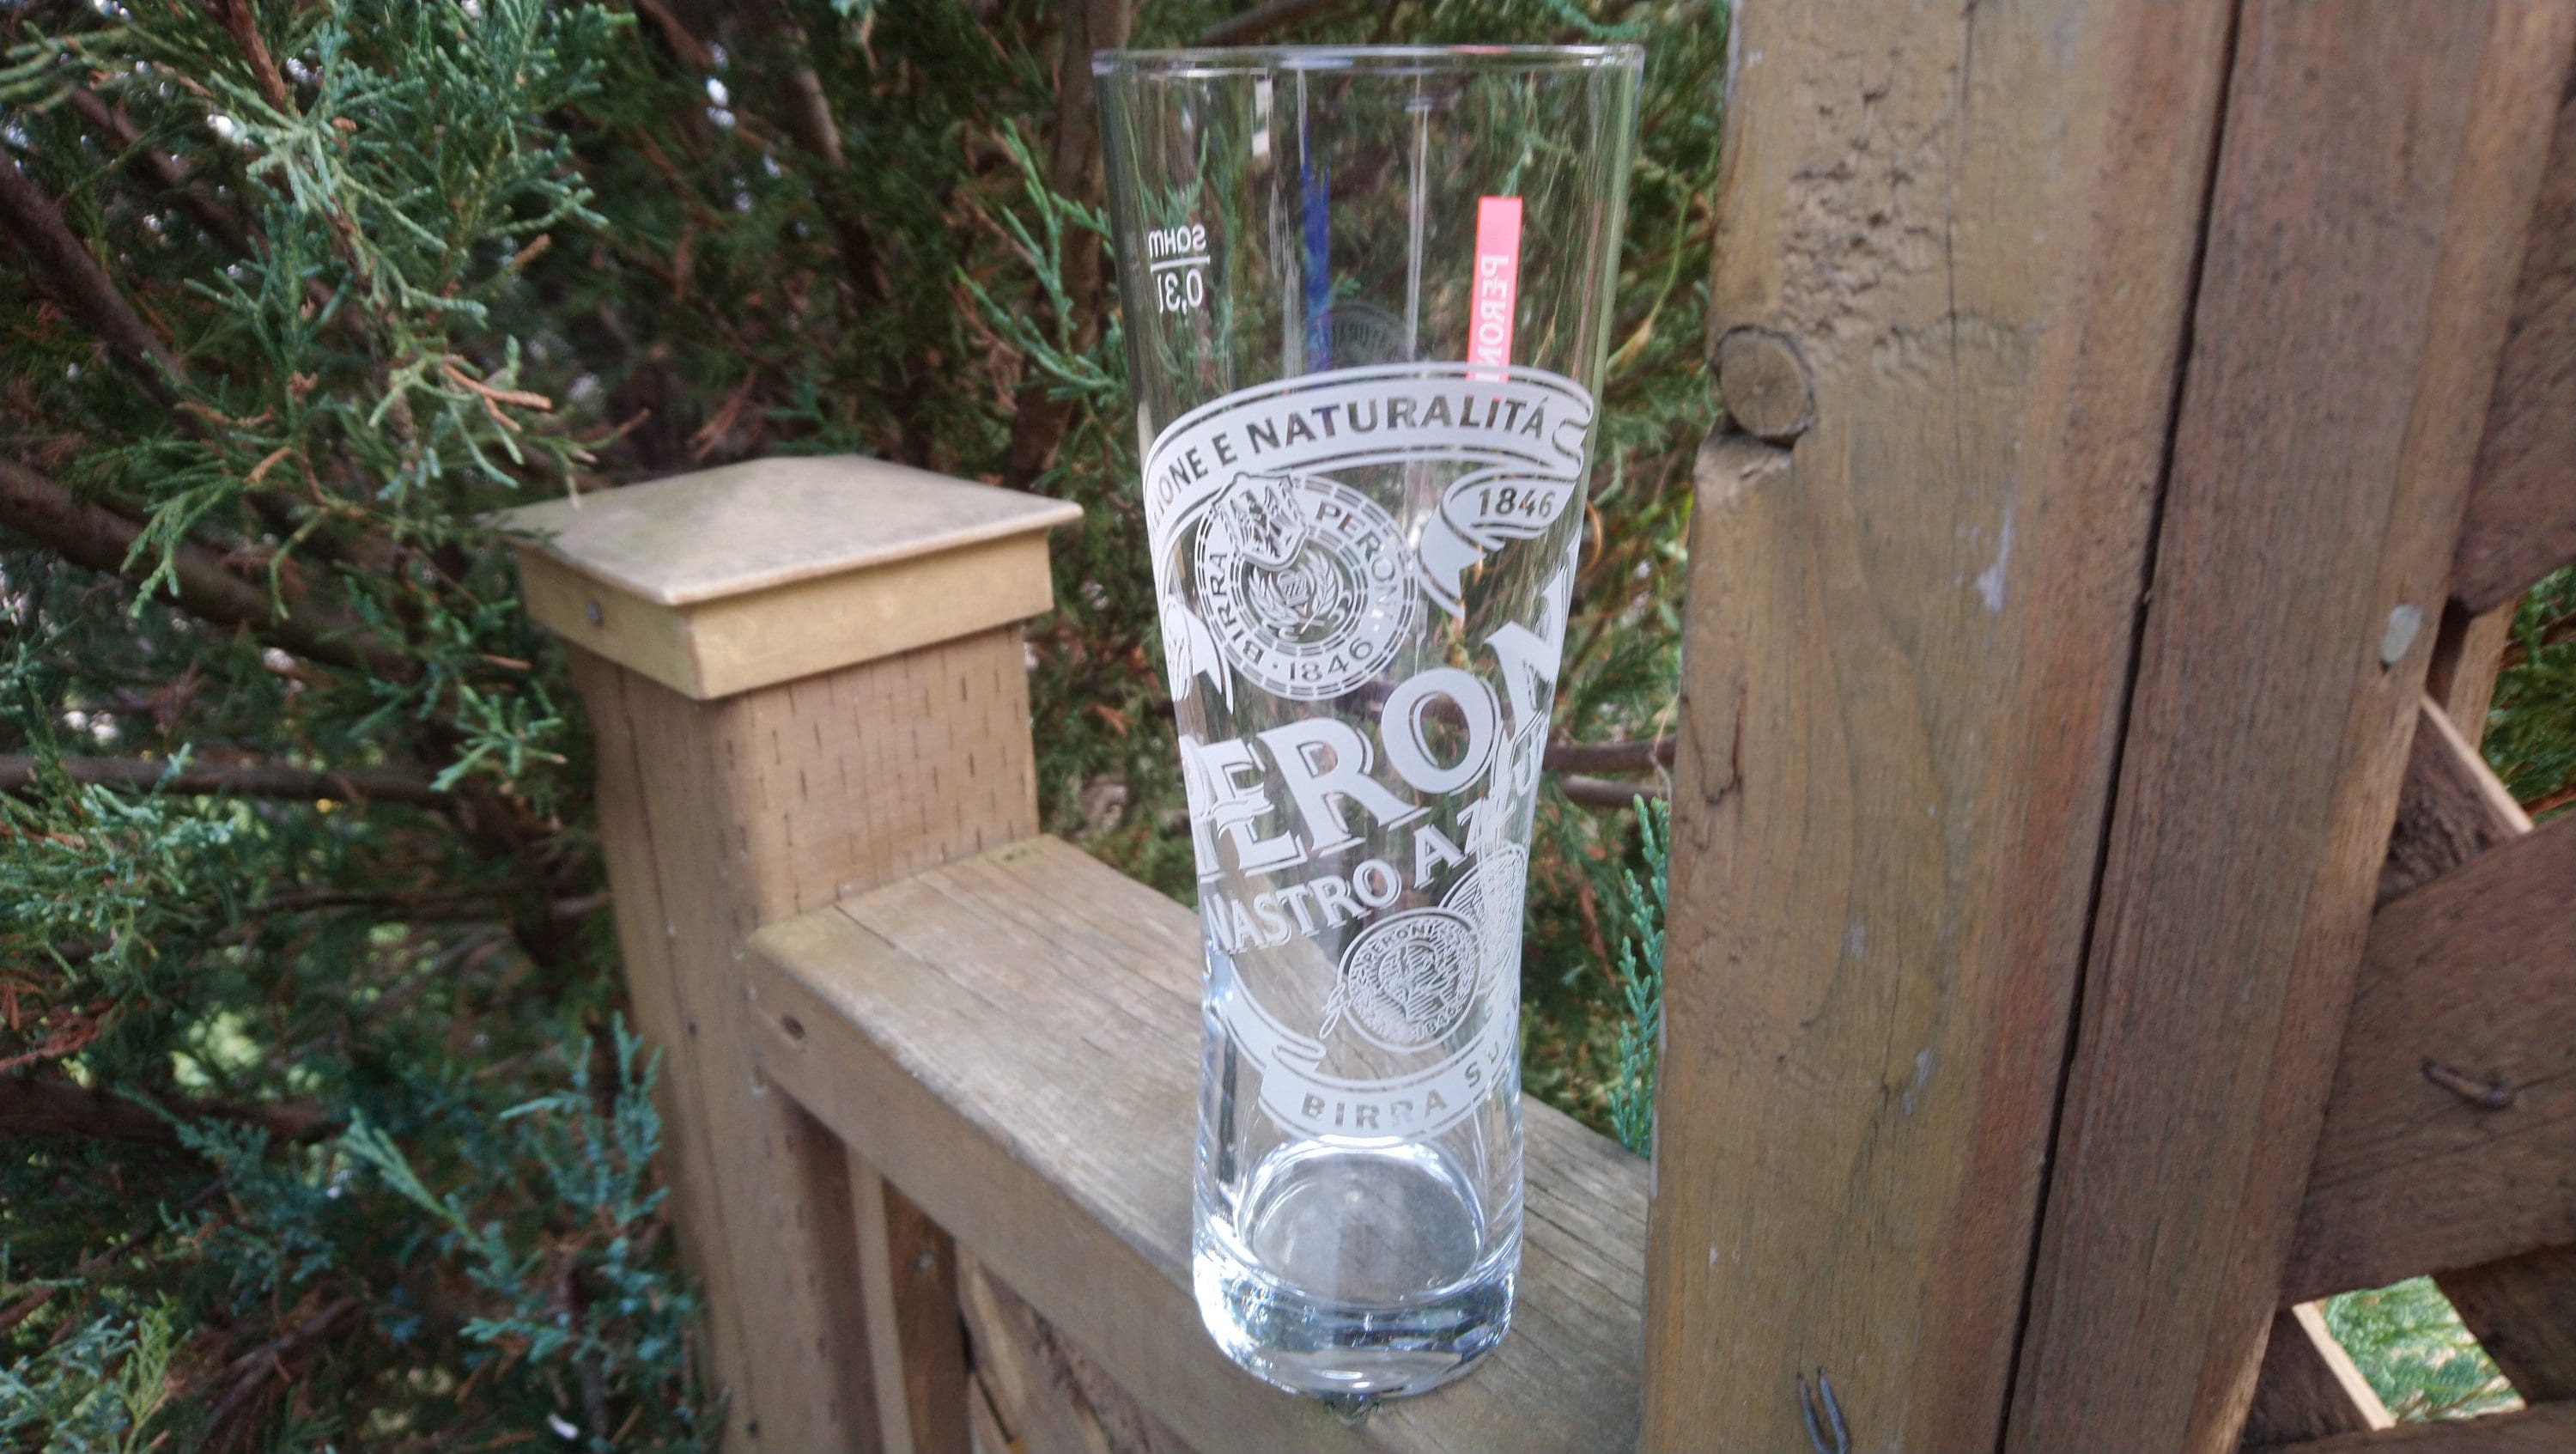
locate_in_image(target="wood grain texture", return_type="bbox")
[2445,1244,2576,1402]
[2379,697,2532,903]
[968,1369,1014,1454]
[2454,68,2576,614]
[498,454,1079,605]
[2009,8,2576,1450]
[519,530,1059,700]
[2241,1305,2394,1451]
[2321,686,2576,1399]
[958,1249,1190,1454]
[750,837,1649,1454]
[574,648,873,1451]
[568,626,1041,1451]
[1645,5,2235,1450]
[2286,813,2576,1302]
[2426,604,2517,751]
[2259,1402,2576,1454]
[854,1156,973,1454]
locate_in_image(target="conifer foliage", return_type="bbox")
[1,1,1722,1444]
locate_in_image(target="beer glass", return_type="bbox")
[1096,44,1642,1401]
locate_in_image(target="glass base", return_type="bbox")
[1193,1141,1516,1401]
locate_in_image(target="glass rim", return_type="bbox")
[1091,43,1642,80]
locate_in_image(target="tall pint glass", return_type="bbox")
[1096,46,1642,1400]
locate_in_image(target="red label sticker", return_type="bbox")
[1468,196,1522,379]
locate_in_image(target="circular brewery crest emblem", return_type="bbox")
[1329,907,1480,1052]
[1194,471,1415,701]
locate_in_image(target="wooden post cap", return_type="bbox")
[496,455,1081,699]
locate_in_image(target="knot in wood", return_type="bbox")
[1716,326,1814,443]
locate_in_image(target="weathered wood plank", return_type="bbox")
[2262,1402,2576,1454]
[2454,68,2576,613]
[2287,813,2576,1302]
[750,837,1648,1454]
[574,648,773,1448]
[2426,605,2518,749]
[2380,697,2531,903]
[2008,7,2576,1451]
[1644,4,2236,1449]
[853,1156,973,1454]
[2339,693,2576,1402]
[2242,1305,2394,1451]
[957,1248,1188,1454]
[573,649,881,1451]
[2445,1244,2576,1402]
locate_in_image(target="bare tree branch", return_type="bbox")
[210,0,295,114]
[1198,0,1355,46]
[1003,0,1133,488]
[64,88,260,259]
[203,1294,364,1450]
[0,753,447,806]
[0,458,408,678]
[632,0,716,73]
[0,151,185,387]
[0,1075,337,1147]
[739,0,939,465]
[0,1177,229,1335]
[1543,735,1678,776]
[1556,773,1668,810]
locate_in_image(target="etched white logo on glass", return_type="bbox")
[1194,471,1414,701]
[1326,907,1479,1050]
[1152,362,1593,1144]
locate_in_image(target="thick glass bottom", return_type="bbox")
[1193,1140,1517,1401]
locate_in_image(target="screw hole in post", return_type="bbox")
[778,1014,805,1045]
[584,599,605,626]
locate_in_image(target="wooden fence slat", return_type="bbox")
[2453,67,2576,614]
[2006,6,2576,1451]
[2445,1244,2576,1402]
[957,1248,1189,1454]
[2425,605,2518,749]
[2287,814,2576,1296]
[852,1157,973,1454]
[1642,5,2237,1448]
[2262,1402,2576,1454]
[2380,697,2532,903]
[572,650,884,1450]
[2241,1305,2394,1450]
[2302,684,2576,1404]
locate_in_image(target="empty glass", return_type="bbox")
[1096,43,1641,1401]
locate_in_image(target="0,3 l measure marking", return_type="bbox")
[1145,222,1211,315]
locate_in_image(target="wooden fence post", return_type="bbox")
[501,457,1077,1451]
[1642,7,2236,1449]
[2005,7,2573,1450]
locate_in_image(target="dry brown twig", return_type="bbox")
[1001,0,1133,488]
[0,459,408,678]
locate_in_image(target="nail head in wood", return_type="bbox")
[1715,325,1814,442]
[2379,603,2423,667]
[496,456,1080,700]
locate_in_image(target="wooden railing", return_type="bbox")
[498,4,2576,1451]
